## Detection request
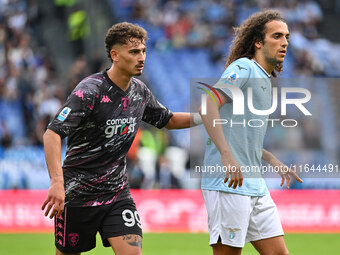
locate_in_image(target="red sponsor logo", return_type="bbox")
[1,190,340,233]
[121,124,129,135]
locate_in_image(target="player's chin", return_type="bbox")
[134,70,143,76]
[277,56,285,63]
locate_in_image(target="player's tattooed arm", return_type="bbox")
[50,173,62,178]
[123,234,142,248]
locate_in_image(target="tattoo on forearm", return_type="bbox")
[123,234,142,248]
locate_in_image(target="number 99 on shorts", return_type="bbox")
[122,209,142,229]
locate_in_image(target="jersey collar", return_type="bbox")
[103,70,132,95]
[251,59,271,78]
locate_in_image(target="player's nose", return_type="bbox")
[137,52,145,62]
[281,37,289,47]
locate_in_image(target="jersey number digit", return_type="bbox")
[122,209,142,228]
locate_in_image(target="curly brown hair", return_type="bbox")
[225,10,287,76]
[105,22,148,62]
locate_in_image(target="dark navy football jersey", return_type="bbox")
[47,71,173,207]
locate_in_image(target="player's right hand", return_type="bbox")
[221,154,243,189]
[41,182,65,219]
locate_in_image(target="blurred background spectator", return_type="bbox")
[0,0,339,190]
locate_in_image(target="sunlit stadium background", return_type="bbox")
[0,0,340,254]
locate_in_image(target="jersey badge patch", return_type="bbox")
[226,72,239,84]
[57,107,72,122]
[121,97,130,111]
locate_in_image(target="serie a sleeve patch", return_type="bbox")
[57,107,72,122]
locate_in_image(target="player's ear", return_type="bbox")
[254,40,262,49]
[110,48,118,62]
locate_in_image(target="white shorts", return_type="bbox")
[202,190,284,248]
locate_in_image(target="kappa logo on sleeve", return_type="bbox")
[57,107,72,122]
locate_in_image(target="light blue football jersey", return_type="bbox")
[201,57,272,196]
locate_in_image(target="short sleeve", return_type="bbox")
[214,58,251,101]
[47,83,96,139]
[142,86,173,129]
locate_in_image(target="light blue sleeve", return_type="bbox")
[214,58,251,101]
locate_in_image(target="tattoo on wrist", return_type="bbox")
[123,234,142,248]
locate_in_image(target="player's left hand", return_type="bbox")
[41,181,65,219]
[270,159,303,189]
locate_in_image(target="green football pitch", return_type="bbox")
[0,233,339,255]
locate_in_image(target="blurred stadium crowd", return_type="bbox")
[0,0,339,190]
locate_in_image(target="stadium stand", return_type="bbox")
[0,0,339,190]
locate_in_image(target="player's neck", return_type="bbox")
[106,66,131,91]
[252,54,274,75]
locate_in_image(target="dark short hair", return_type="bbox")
[105,22,148,62]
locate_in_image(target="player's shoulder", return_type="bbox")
[131,77,147,88]
[80,72,105,89]
[131,77,151,94]
[228,57,253,72]
[73,72,105,94]
[221,57,253,80]
[69,72,106,103]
